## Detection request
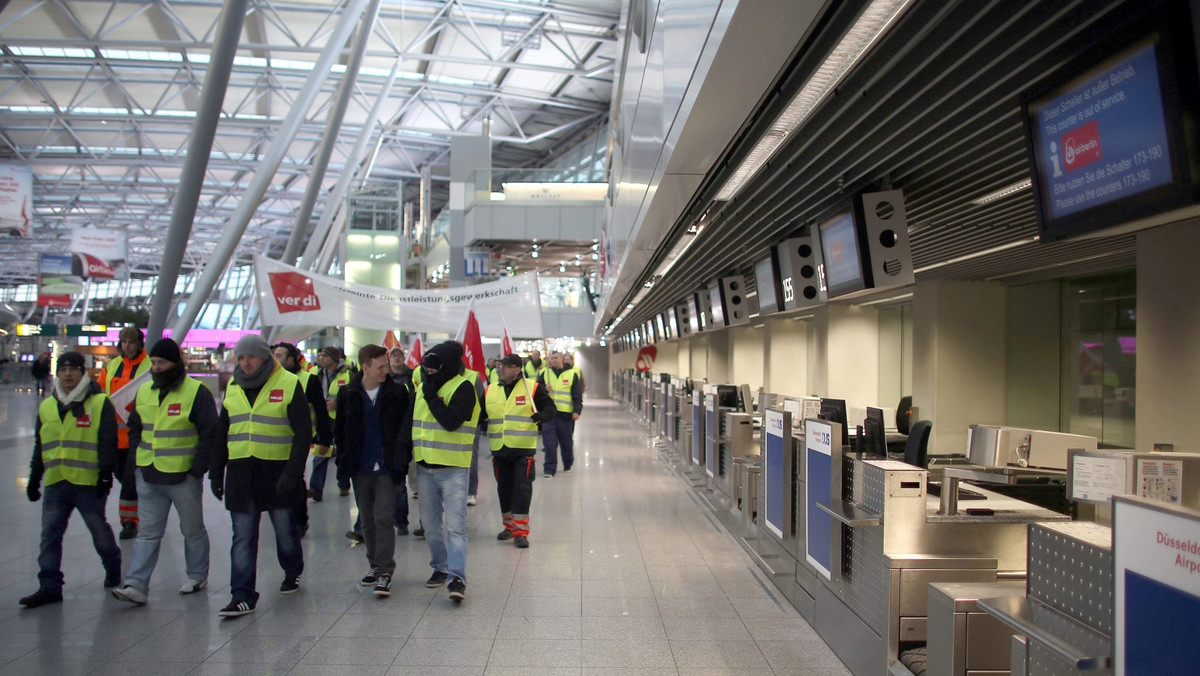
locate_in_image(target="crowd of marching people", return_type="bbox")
[19,329,584,617]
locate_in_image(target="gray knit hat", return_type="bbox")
[234,334,272,360]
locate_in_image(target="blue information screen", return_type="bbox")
[1030,43,1172,221]
[1123,570,1200,674]
[763,410,786,538]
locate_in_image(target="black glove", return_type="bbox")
[422,376,439,399]
[275,472,299,496]
[96,472,113,499]
[210,478,224,501]
[26,475,41,502]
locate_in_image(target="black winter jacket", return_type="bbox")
[334,373,412,483]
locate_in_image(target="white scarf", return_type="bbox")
[54,372,93,406]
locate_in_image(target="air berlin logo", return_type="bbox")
[75,253,116,280]
[167,403,182,416]
[1061,119,1101,171]
[268,272,321,314]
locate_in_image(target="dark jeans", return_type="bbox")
[308,454,350,496]
[493,454,536,534]
[353,474,408,533]
[541,414,575,475]
[352,472,396,574]
[229,500,303,605]
[38,482,121,592]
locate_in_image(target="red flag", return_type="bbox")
[382,330,400,349]
[455,304,486,376]
[405,336,422,369]
[501,317,515,357]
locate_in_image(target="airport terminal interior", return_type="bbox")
[3,0,1200,674]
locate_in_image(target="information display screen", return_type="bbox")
[1024,17,1200,242]
[754,256,781,315]
[818,212,867,298]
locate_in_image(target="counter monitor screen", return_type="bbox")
[708,285,726,327]
[863,406,886,456]
[754,255,782,315]
[818,212,868,297]
[818,398,848,450]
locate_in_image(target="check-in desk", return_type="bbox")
[715,411,756,501]
[928,581,1026,676]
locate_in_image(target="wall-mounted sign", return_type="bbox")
[16,324,59,337]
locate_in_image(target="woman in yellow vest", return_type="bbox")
[413,341,480,602]
[485,354,556,548]
[210,335,311,618]
[111,338,219,605]
[20,351,122,608]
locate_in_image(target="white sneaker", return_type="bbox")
[467,495,477,506]
[112,585,147,604]
[179,579,208,594]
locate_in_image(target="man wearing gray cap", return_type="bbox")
[210,334,310,617]
[20,351,122,608]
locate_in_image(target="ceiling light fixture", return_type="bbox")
[714,0,916,201]
[971,179,1033,206]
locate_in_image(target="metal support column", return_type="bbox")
[170,0,370,345]
[280,0,383,267]
[146,0,249,349]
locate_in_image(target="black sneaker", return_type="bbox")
[514,535,529,549]
[413,527,425,538]
[103,569,121,588]
[361,568,379,586]
[396,526,408,536]
[497,528,514,541]
[280,576,300,594]
[218,600,255,617]
[374,573,392,597]
[563,467,572,473]
[18,589,62,608]
[447,578,465,601]
[425,571,449,588]
[345,530,364,543]
[119,521,138,540]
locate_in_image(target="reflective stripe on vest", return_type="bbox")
[484,378,540,451]
[224,365,299,461]
[39,393,106,486]
[412,375,479,467]
[326,369,351,420]
[134,376,201,473]
[545,369,577,412]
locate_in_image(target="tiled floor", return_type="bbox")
[0,386,851,675]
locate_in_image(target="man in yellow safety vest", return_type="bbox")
[539,352,583,477]
[485,353,555,548]
[20,351,122,608]
[210,334,311,617]
[413,341,480,602]
[111,338,219,605]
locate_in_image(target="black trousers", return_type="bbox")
[492,454,536,519]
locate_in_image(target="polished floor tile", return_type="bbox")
[0,391,850,675]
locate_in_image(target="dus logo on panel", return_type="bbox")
[268,271,322,313]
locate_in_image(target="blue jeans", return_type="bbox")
[416,464,469,583]
[542,414,575,475]
[229,500,303,605]
[123,473,209,593]
[38,482,121,593]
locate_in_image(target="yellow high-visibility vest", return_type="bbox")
[225,365,299,461]
[545,368,577,413]
[413,374,479,467]
[39,393,107,486]
[325,369,352,420]
[134,376,202,473]
[484,378,540,451]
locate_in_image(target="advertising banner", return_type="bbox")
[0,165,33,238]
[70,228,129,279]
[254,255,544,337]
[39,253,83,295]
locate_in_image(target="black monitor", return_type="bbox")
[818,398,848,449]
[862,407,887,456]
[817,211,869,298]
[716,385,739,409]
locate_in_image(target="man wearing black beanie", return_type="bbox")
[112,338,219,605]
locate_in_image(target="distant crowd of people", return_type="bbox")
[20,330,585,618]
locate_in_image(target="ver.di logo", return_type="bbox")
[268,272,321,314]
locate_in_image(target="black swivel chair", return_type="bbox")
[896,395,913,436]
[904,420,932,468]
